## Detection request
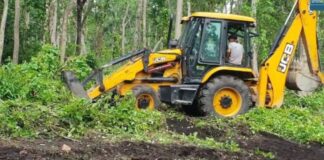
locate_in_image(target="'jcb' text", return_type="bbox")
[278,44,294,73]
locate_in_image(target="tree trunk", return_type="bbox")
[60,1,75,64]
[13,0,21,64]
[143,0,147,48]
[134,0,143,49]
[0,0,9,65]
[122,4,130,55]
[251,0,259,76]
[95,27,104,56]
[76,0,87,55]
[187,0,191,16]
[175,0,183,39]
[49,0,58,46]
[80,28,87,55]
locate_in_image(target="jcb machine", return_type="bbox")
[64,0,324,117]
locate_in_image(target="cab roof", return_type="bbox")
[191,12,256,23]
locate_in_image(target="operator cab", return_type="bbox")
[178,12,257,84]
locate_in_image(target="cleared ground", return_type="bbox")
[0,117,323,160]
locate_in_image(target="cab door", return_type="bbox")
[182,19,223,83]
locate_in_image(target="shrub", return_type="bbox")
[0,45,92,104]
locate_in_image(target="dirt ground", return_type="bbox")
[0,118,324,160]
[166,118,324,160]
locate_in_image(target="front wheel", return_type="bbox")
[198,76,252,117]
[133,85,160,110]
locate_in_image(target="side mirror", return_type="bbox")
[169,39,178,49]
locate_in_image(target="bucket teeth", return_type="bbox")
[62,71,90,99]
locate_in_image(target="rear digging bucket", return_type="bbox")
[62,71,90,99]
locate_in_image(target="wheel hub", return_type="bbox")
[213,87,243,117]
[137,94,153,109]
[220,96,233,109]
[137,98,150,109]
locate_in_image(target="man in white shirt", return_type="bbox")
[226,35,244,65]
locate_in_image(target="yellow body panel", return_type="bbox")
[157,49,182,55]
[88,51,181,99]
[320,73,324,83]
[191,12,256,23]
[202,67,255,83]
[181,17,190,23]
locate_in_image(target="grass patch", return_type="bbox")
[231,89,324,144]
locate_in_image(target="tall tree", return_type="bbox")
[175,0,183,39]
[121,4,130,54]
[49,0,58,46]
[187,0,191,16]
[251,0,259,75]
[13,0,21,64]
[60,1,75,63]
[143,0,147,48]
[76,0,87,55]
[0,0,9,64]
[135,0,143,49]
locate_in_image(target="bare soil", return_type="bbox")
[166,118,324,160]
[0,139,256,160]
[0,118,323,160]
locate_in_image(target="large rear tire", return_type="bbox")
[133,86,160,110]
[198,76,251,117]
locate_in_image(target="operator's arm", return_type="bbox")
[226,43,232,61]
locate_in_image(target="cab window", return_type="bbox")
[227,22,249,66]
[199,21,222,64]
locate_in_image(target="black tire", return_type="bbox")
[132,85,161,110]
[198,75,252,117]
[181,100,206,117]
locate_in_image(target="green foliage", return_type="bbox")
[64,56,93,80]
[240,107,324,144]
[0,45,62,102]
[59,95,164,137]
[97,95,164,134]
[0,45,93,103]
[255,149,275,160]
[254,0,294,60]
[175,133,240,152]
[284,89,324,116]
[0,44,165,138]
[0,100,57,137]
[0,94,163,138]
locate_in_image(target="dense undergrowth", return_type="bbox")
[0,45,163,138]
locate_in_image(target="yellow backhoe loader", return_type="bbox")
[63,0,324,117]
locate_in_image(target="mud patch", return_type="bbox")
[0,139,260,160]
[166,118,225,140]
[242,132,324,160]
[166,118,324,160]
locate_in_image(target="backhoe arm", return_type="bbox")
[257,0,324,107]
[87,51,181,99]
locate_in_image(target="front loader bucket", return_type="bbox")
[62,71,90,99]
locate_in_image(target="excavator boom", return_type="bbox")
[257,0,324,107]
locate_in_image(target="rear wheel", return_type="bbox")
[198,76,251,117]
[133,86,160,110]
